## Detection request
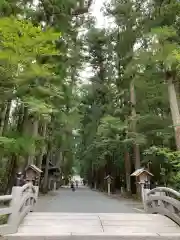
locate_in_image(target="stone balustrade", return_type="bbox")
[145,187,180,225]
[0,183,38,235]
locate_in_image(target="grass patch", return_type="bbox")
[0,215,8,225]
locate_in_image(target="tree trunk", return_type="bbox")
[37,121,47,168]
[4,154,18,194]
[130,79,141,195]
[0,101,12,184]
[27,116,39,165]
[16,104,26,134]
[22,107,29,132]
[19,113,39,167]
[42,143,51,193]
[167,75,180,150]
[56,149,63,168]
[2,100,12,136]
[0,103,7,135]
[4,106,26,193]
[130,79,141,169]
[124,151,131,194]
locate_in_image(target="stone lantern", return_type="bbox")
[25,164,42,185]
[131,168,153,185]
[104,175,113,195]
[131,168,154,208]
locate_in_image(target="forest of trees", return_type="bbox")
[76,0,180,194]
[0,0,180,196]
[0,0,92,194]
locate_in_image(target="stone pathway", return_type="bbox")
[35,186,140,213]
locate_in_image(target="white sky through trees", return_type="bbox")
[80,0,106,82]
[91,0,106,27]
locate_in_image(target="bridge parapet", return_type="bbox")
[0,183,38,235]
[145,187,180,226]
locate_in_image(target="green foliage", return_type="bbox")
[143,146,180,189]
[75,0,180,192]
[0,0,87,191]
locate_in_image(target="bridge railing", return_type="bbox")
[145,187,180,225]
[0,183,38,235]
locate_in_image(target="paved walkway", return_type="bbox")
[35,186,142,213]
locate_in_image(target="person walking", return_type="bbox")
[71,181,75,191]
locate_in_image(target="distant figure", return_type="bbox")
[71,181,75,191]
[83,179,86,186]
[75,180,78,188]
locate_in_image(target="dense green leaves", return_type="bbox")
[0,0,93,193]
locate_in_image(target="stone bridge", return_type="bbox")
[0,184,180,239]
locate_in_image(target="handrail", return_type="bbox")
[147,187,180,198]
[0,184,39,235]
[21,183,36,193]
[145,186,180,226]
[0,195,12,201]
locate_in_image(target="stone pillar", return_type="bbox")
[33,186,39,209]
[34,186,39,199]
[54,181,57,191]
[140,180,150,211]
[107,183,111,195]
[8,186,22,233]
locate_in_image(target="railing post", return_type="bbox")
[140,181,150,211]
[53,181,57,191]
[8,186,22,233]
[34,186,39,199]
[32,186,39,209]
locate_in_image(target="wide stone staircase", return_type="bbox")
[5,212,180,239]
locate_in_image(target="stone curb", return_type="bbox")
[4,233,180,240]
